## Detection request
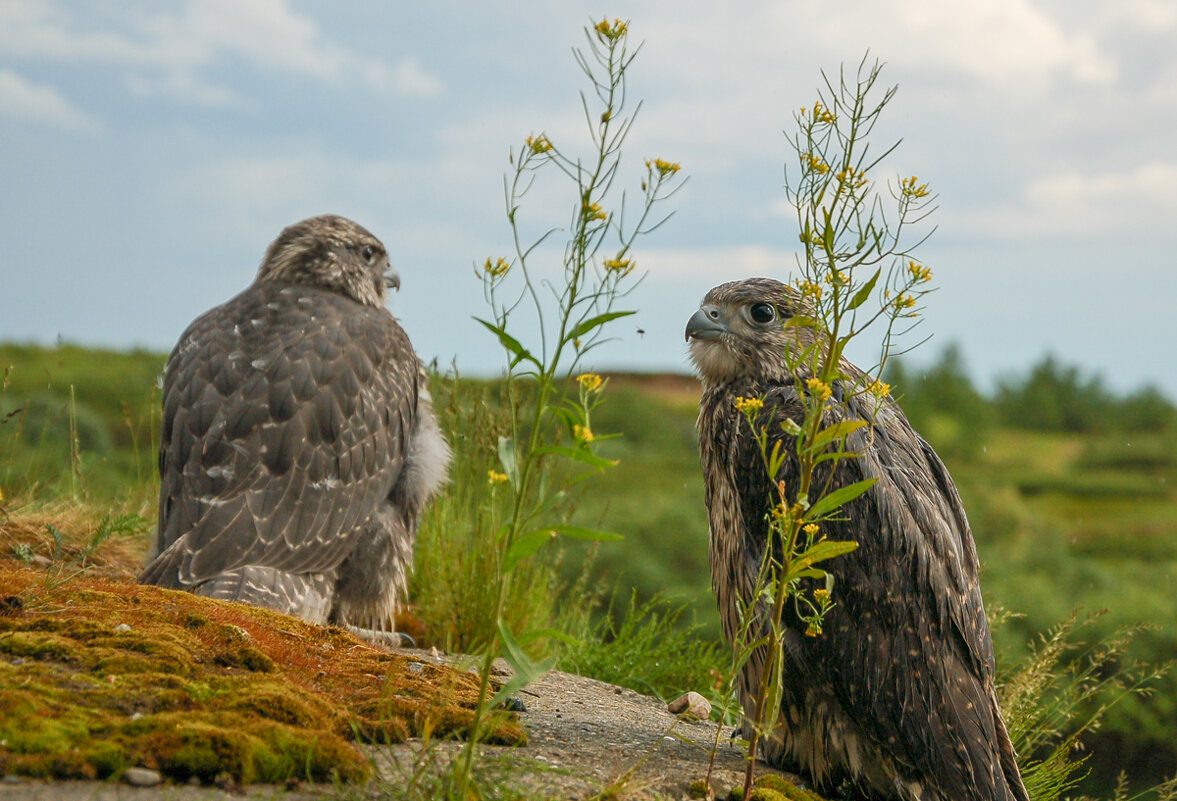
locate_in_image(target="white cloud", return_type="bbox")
[125,70,237,107]
[0,0,443,103]
[639,245,799,282]
[952,161,1177,238]
[831,0,1117,87]
[0,68,96,130]
[367,57,444,97]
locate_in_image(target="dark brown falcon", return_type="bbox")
[687,278,1027,801]
[140,215,450,639]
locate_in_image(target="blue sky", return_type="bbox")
[2,1,1176,397]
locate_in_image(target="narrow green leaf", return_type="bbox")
[787,540,859,580]
[569,310,635,340]
[813,449,864,466]
[806,420,868,453]
[806,477,878,519]
[474,317,538,367]
[768,439,787,479]
[548,524,623,542]
[786,567,827,581]
[497,436,518,484]
[490,619,556,707]
[799,539,860,563]
[848,268,881,311]
[502,529,557,571]
[532,444,619,470]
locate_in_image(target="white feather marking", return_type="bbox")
[403,388,451,502]
[206,465,235,481]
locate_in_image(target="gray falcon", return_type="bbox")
[140,214,450,640]
[687,278,1027,801]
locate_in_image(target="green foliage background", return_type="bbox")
[2,341,1174,795]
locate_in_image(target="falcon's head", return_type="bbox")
[256,215,400,307]
[686,277,809,387]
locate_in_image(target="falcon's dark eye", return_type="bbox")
[748,303,776,324]
[361,245,376,262]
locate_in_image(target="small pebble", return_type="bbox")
[31,555,51,567]
[407,662,426,673]
[667,691,712,721]
[114,623,132,633]
[501,696,527,713]
[122,767,162,787]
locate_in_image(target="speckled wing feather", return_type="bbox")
[142,282,418,590]
[704,375,1025,800]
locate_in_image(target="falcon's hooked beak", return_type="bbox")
[384,264,401,292]
[685,304,728,342]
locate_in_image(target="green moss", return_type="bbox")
[687,778,710,798]
[0,631,79,662]
[753,774,827,801]
[0,558,524,786]
[220,680,333,728]
[747,790,787,801]
[214,645,275,673]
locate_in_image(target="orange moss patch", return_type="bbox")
[0,530,524,786]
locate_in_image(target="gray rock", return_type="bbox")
[121,767,162,787]
[667,691,712,721]
[113,623,132,633]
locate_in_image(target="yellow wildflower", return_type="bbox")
[574,424,594,443]
[813,588,830,603]
[603,257,633,276]
[806,378,833,402]
[734,396,764,414]
[895,293,917,311]
[594,18,628,41]
[647,158,681,176]
[802,523,820,537]
[804,624,822,637]
[482,257,510,277]
[583,201,607,222]
[798,280,824,299]
[867,379,891,399]
[487,470,509,485]
[805,153,830,174]
[525,134,553,154]
[576,373,603,393]
[907,260,933,284]
[901,175,930,198]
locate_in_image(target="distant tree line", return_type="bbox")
[883,345,1176,457]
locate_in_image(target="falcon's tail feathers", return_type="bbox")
[137,537,187,589]
[193,566,335,624]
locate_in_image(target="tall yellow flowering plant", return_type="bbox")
[454,18,685,795]
[715,57,941,800]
